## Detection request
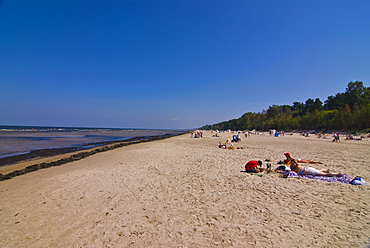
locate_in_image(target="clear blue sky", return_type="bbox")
[1,0,369,129]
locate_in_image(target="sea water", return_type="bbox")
[0,125,185,164]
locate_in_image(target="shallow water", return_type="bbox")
[0,126,184,161]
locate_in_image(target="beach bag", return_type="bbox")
[275,165,291,173]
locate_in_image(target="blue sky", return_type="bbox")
[1,0,369,129]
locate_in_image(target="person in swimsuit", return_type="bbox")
[289,159,342,177]
[284,153,322,164]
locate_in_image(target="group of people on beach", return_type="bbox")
[245,153,342,177]
[217,134,245,149]
[191,131,203,138]
[204,130,344,177]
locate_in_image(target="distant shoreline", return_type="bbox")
[0,125,187,165]
[0,125,185,131]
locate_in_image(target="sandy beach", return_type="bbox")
[1,132,369,247]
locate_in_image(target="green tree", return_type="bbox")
[200,81,369,132]
[345,81,367,110]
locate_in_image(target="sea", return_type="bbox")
[0,125,186,166]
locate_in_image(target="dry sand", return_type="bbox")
[0,132,369,247]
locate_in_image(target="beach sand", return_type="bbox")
[0,132,369,247]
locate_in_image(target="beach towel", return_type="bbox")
[283,171,354,184]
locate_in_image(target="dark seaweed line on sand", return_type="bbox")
[0,133,184,181]
[0,134,185,166]
[0,136,142,166]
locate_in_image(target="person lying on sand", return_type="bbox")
[218,142,244,149]
[290,159,342,177]
[245,160,262,173]
[284,153,322,164]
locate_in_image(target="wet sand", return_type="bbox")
[0,132,369,247]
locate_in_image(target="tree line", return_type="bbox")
[201,81,370,132]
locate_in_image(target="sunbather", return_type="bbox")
[284,153,322,164]
[289,159,342,177]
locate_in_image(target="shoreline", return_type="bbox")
[0,133,185,181]
[1,131,369,247]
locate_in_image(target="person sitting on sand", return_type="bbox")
[289,159,342,177]
[245,160,262,173]
[232,135,241,142]
[284,153,322,164]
